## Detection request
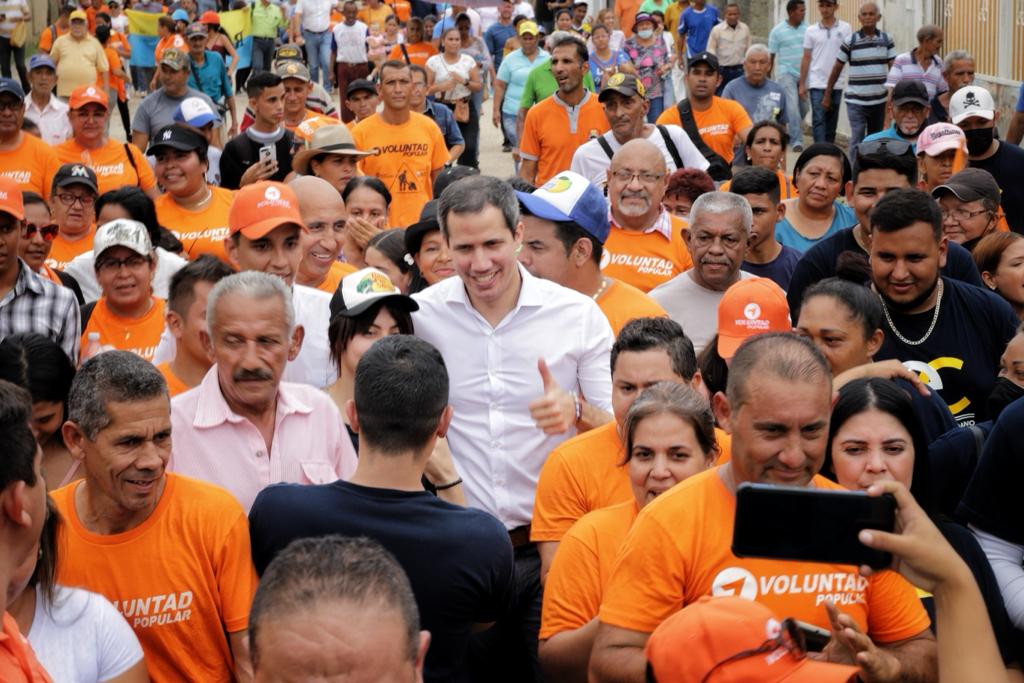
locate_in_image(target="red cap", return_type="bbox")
[0,176,24,220]
[228,181,306,240]
[69,84,109,110]
[645,597,859,682]
[199,10,220,23]
[717,278,791,360]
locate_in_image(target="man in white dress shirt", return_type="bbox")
[412,174,613,683]
[22,54,71,145]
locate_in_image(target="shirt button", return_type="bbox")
[256,450,267,458]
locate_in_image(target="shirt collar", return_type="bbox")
[13,260,44,297]
[552,89,593,111]
[192,364,313,429]
[610,208,674,241]
[443,262,545,309]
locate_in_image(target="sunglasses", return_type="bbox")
[857,138,914,158]
[23,222,59,241]
[700,618,806,682]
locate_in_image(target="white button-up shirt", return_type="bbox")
[24,94,71,147]
[294,0,332,33]
[412,265,614,528]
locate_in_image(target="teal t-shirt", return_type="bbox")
[775,201,857,253]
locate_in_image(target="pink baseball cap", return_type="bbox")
[916,123,966,157]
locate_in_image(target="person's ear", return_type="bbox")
[436,405,454,438]
[62,420,88,462]
[344,399,359,433]
[775,201,786,222]
[712,390,734,434]
[288,323,305,361]
[572,237,592,267]
[224,234,241,270]
[844,180,854,204]
[981,270,998,290]
[0,481,33,529]
[166,309,185,340]
[937,234,948,269]
[413,631,432,677]
[866,327,884,357]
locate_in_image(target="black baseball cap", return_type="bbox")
[346,79,377,98]
[688,51,719,72]
[599,72,646,102]
[52,163,99,195]
[405,200,441,256]
[146,124,208,155]
[931,167,1001,204]
[892,80,929,107]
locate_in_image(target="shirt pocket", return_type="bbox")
[300,461,339,485]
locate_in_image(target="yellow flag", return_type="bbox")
[216,8,252,43]
[126,9,162,36]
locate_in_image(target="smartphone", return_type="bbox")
[794,620,831,652]
[732,483,896,569]
[259,144,276,165]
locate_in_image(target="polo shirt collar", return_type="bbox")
[553,89,592,112]
[192,364,313,429]
[610,208,675,241]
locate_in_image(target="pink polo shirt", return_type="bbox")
[168,366,358,512]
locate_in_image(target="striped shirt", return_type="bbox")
[767,20,806,78]
[0,0,27,38]
[0,259,81,362]
[836,30,895,105]
[885,49,948,99]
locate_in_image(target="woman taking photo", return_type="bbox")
[341,176,391,268]
[974,232,1024,320]
[539,382,718,683]
[427,27,483,168]
[622,12,671,122]
[774,143,855,253]
[720,121,798,199]
[587,23,632,88]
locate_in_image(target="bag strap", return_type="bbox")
[968,425,986,466]
[123,143,139,180]
[656,124,684,170]
[675,99,728,167]
[597,133,615,160]
[400,42,410,65]
[80,300,97,329]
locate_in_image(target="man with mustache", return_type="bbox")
[168,198,357,513]
[649,191,754,353]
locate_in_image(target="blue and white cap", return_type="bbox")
[174,97,221,127]
[516,171,610,244]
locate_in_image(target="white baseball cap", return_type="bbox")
[93,219,153,259]
[949,85,995,125]
[174,96,221,128]
[329,267,419,319]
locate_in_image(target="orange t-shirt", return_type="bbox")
[0,613,52,683]
[615,0,643,36]
[600,214,692,292]
[316,260,358,294]
[55,138,156,196]
[357,4,391,27]
[157,361,192,398]
[540,499,638,639]
[101,46,127,101]
[352,112,449,228]
[0,133,61,200]
[596,277,668,335]
[388,41,437,67]
[47,227,96,272]
[531,421,730,542]
[52,473,258,683]
[657,97,753,164]
[289,109,342,143]
[37,24,68,53]
[155,187,235,262]
[720,169,798,200]
[388,0,411,22]
[81,297,167,363]
[520,93,610,187]
[599,468,932,638]
[154,34,186,63]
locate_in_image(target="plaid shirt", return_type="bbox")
[0,260,81,362]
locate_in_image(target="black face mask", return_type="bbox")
[987,377,1024,421]
[965,127,995,156]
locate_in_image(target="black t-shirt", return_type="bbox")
[249,480,514,683]
[874,277,1019,427]
[219,130,296,190]
[971,141,1024,234]
[928,421,993,518]
[742,244,802,291]
[958,397,1024,543]
[787,227,984,319]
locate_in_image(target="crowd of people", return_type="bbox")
[2,0,1024,680]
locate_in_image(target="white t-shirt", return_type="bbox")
[649,269,755,354]
[803,20,852,89]
[571,124,710,190]
[426,53,477,101]
[514,1,534,19]
[333,19,369,64]
[28,586,145,683]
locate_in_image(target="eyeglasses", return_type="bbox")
[23,222,59,241]
[57,192,96,207]
[701,618,806,683]
[941,207,992,222]
[97,254,150,273]
[857,138,913,158]
[610,169,665,184]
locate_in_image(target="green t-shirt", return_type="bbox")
[639,0,670,14]
[518,61,596,110]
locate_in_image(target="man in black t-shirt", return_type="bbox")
[220,71,296,190]
[870,189,1018,427]
[788,149,983,317]
[249,335,514,683]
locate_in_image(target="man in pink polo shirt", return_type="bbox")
[168,182,357,512]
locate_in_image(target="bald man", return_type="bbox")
[290,176,358,294]
[601,139,694,293]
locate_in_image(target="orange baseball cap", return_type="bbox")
[717,277,791,360]
[645,596,859,682]
[0,176,24,221]
[69,84,109,110]
[228,181,307,240]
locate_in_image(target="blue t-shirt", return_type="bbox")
[721,76,787,124]
[678,5,720,58]
[774,201,856,253]
[1017,83,1024,112]
[250,479,515,683]
[484,22,517,69]
[862,124,917,153]
[588,48,631,86]
[187,51,231,104]
[767,20,807,78]
[742,244,801,291]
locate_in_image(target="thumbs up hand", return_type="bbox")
[528,358,579,435]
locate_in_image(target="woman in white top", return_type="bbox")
[7,500,148,683]
[426,27,482,168]
[0,0,30,86]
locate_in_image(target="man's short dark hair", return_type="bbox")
[853,151,918,185]
[870,188,942,240]
[438,175,519,237]
[728,166,780,205]
[68,351,168,440]
[610,317,697,381]
[0,380,38,491]
[167,255,235,316]
[246,71,283,99]
[786,0,805,11]
[379,60,410,81]
[354,335,449,453]
[409,64,429,83]
[727,332,830,409]
[250,536,420,669]
[547,32,588,64]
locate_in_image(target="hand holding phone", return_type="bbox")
[258,144,276,165]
